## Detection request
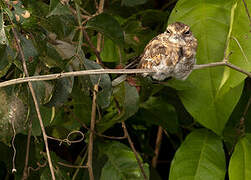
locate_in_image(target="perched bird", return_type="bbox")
[138,22,198,81]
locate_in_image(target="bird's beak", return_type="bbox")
[169,35,185,45]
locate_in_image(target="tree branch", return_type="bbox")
[122,122,148,180]
[0,61,250,88]
[152,126,163,168]
[11,26,55,180]
[193,61,251,77]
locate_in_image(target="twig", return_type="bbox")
[242,0,251,30]
[57,162,88,168]
[152,126,163,168]
[1,60,250,88]
[77,118,127,139]
[72,146,88,180]
[87,84,98,180]
[21,122,32,180]
[96,0,105,65]
[193,62,251,77]
[11,27,55,180]
[0,69,154,88]
[28,161,47,176]
[122,122,148,180]
[82,28,104,65]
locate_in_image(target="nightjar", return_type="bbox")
[138,22,198,81]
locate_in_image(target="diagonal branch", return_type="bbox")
[122,122,148,180]
[11,27,55,180]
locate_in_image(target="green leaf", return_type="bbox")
[47,1,71,18]
[45,77,74,107]
[99,141,149,180]
[169,129,226,180]
[97,81,139,132]
[54,40,76,60]
[229,134,251,180]
[168,0,245,134]
[100,37,120,62]
[82,58,112,109]
[140,96,179,133]
[219,0,251,94]
[0,45,14,77]
[86,13,124,46]
[121,0,148,7]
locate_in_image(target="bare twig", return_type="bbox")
[0,61,250,88]
[11,27,55,180]
[87,84,98,180]
[57,162,88,168]
[193,62,251,77]
[96,0,105,65]
[0,69,154,88]
[21,122,32,180]
[77,119,127,139]
[242,0,251,30]
[82,28,104,65]
[122,122,148,180]
[152,126,163,168]
[28,162,47,176]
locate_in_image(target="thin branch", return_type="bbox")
[57,162,88,169]
[82,28,103,65]
[0,61,250,88]
[152,126,163,168]
[0,69,154,88]
[77,118,127,139]
[122,122,148,180]
[11,27,56,180]
[21,122,32,180]
[242,0,251,30]
[96,0,104,65]
[87,84,97,180]
[193,62,251,77]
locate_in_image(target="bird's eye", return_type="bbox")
[165,29,171,33]
[184,30,190,35]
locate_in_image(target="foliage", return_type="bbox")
[0,0,250,179]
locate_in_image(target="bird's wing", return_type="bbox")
[138,34,182,69]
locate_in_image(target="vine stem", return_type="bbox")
[11,27,55,180]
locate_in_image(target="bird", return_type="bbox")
[138,22,198,81]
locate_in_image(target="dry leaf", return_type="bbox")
[21,10,30,19]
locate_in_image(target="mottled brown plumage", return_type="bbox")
[138,22,198,80]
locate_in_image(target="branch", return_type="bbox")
[193,62,251,77]
[122,122,148,180]
[11,27,56,180]
[82,28,104,66]
[242,0,251,30]
[0,61,250,88]
[21,122,32,180]
[152,126,163,168]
